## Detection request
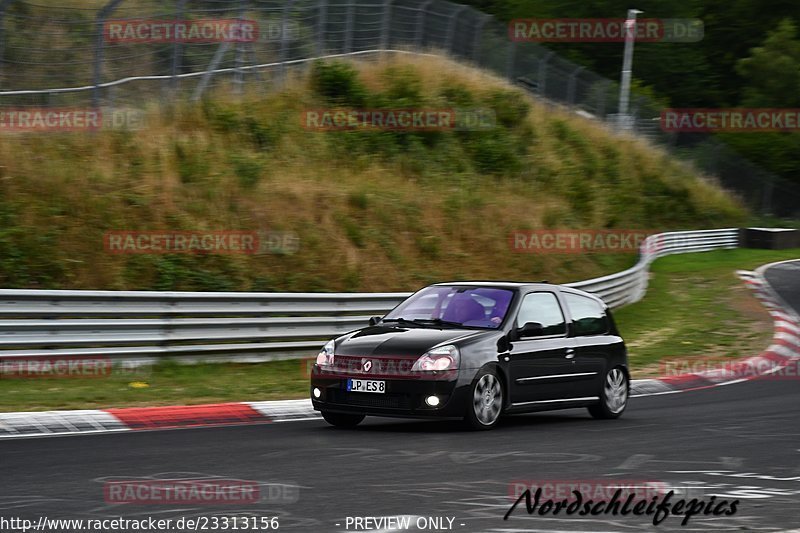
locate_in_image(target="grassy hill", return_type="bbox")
[0,54,746,291]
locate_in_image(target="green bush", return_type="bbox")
[484,89,530,129]
[244,116,280,150]
[310,61,368,107]
[348,191,369,210]
[381,65,424,106]
[463,130,523,175]
[230,152,263,188]
[174,141,210,184]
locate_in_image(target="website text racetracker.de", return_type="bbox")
[1,516,280,532]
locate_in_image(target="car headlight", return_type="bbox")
[411,345,460,372]
[315,339,335,368]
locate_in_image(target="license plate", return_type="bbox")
[347,378,385,393]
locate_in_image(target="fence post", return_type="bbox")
[567,65,583,106]
[0,0,16,89]
[415,0,433,49]
[191,42,232,101]
[445,5,467,55]
[537,50,554,97]
[170,0,186,90]
[762,176,774,215]
[472,14,490,64]
[343,1,354,53]
[596,79,611,118]
[379,0,392,51]
[279,0,296,81]
[93,0,124,109]
[233,0,246,94]
[505,41,517,80]
[316,0,327,56]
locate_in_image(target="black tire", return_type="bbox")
[588,366,629,419]
[464,367,504,430]
[321,411,365,428]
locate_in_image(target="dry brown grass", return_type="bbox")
[0,53,747,291]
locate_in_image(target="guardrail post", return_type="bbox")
[445,6,467,55]
[415,0,433,49]
[379,0,392,51]
[170,0,186,90]
[93,0,124,109]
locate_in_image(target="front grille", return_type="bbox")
[332,355,417,377]
[327,389,412,409]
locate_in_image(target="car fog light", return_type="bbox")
[313,387,322,399]
[425,395,440,407]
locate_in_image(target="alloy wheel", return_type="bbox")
[472,373,502,425]
[604,368,628,414]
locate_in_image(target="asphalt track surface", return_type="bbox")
[1,261,799,533]
[764,259,800,319]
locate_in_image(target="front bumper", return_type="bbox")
[310,367,472,419]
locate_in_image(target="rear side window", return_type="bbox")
[565,293,608,336]
[516,292,566,336]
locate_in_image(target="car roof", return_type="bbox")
[433,281,553,290]
[432,281,607,306]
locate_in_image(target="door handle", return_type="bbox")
[565,348,576,359]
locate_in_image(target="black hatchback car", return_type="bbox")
[310,282,629,430]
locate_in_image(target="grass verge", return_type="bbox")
[617,247,800,375]
[0,247,797,412]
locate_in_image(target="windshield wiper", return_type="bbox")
[410,318,465,328]
[382,317,467,329]
[381,317,424,327]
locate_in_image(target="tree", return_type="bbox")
[721,18,800,184]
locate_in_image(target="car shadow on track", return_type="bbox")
[313,410,600,434]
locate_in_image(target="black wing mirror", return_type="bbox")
[516,321,545,338]
[368,316,382,326]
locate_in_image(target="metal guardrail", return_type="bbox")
[567,229,739,308]
[0,228,738,364]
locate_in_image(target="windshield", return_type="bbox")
[383,286,514,329]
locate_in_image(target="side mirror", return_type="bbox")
[516,321,545,338]
[368,316,382,326]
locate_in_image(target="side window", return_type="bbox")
[565,293,608,336]
[515,292,566,336]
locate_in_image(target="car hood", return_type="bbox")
[336,325,484,357]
